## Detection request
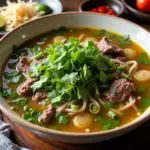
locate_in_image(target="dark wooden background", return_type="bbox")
[3,0,150,150]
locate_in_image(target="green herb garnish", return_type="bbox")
[9,97,27,106]
[138,52,150,65]
[96,117,120,130]
[29,37,115,104]
[141,96,150,108]
[55,113,69,125]
[138,87,146,93]
[71,104,79,110]
[3,71,22,84]
[104,102,114,108]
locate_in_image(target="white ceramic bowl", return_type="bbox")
[0,12,150,144]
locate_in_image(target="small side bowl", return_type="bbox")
[79,0,125,17]
[122,0,150,22]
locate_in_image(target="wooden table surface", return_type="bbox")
[4,0,150,150]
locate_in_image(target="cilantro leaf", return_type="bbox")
[9,97,27,106]
[96,117,120,130]
[55,113,69,125]
[31,77,48,92]
[141,96,150,108]
[138,52,150,65]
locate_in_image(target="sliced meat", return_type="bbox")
[18,78,36,95]
[17,56,30,73]
[104,78,135,104]
[98,37,126,60]
[39,106,55,124]
[33,90,48,101]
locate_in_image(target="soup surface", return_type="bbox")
[1,27,150,133]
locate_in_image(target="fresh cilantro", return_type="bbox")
[28,63,41,77]
[96,117,120,130]
[0,87,17,98]
[24,108,41,124]
[116,34,132,45]
[27,37,115,104]
[30,46,42,55]
[3,71,22,84]
[55,113,69,125]
[9,97,27,106]
[141,96,150,108]
[104,102,114,108]
[31,77,48,92]
[138,87,146,93]
[138,52,150,65]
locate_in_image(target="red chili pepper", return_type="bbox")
[107,9,115,15]
[90,5,116,15]
[91,8,98,12]
[97,6,107,13]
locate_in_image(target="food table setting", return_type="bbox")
[0,0,150,150]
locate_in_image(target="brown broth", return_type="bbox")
[2,27,149,133]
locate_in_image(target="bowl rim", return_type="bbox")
[0,11,150,137]
[122,0,150,18]
[78,0,125,16]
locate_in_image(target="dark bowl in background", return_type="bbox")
[122,0,150,22]
[79,0,125,16]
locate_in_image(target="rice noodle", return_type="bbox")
[56,100,77,113]
[117,96,135,112]
[110,59,128,66]
[0,0,41,31]
[65,100,87,116]
[126,60,138,76]
[97,97,123,116]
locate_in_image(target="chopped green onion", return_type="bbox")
[89,102,100,114]
[34,52,43,60]
[71,104,79,110]
[23,105,30,112]
[108,111,116,119]
[121,73,129,79]
[117,65,126,71]
[104,102,114,108]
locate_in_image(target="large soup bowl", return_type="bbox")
[0,12,150,144]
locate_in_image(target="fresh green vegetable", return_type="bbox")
[0,87,17,98]
[34,52,43,60]
[93,29,131,45]
[104,102,114,108]
[3,71,22,84]
[96,117,120,130]
[138,87,146,93]
[71,104,79,110]
[117,65,126,71]
[89,102,100,114]
[23,105,30,112]
[24,108,41,124]
[33,3,52,15]
[9,97,27,106]
[138,52,150,65]
[108,111,116,119]
[141,96,150,108]
[55,113,69,125]
[121,73,129,79]
[30,46,42,55]
[0,15,5,28]
[28,37,115,104]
